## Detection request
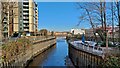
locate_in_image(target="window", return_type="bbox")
[20,28,22,30]
[20,11,22,13]
[20,15,22,17]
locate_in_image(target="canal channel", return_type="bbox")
[28,37,73,67]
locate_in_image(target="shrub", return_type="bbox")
[2,37,32,62]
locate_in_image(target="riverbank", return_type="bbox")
[27,44,56,68]
[25,37,56,67]
[27,37,75,68]
[0,36,56,68]
[68,40,120,67]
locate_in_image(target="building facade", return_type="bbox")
[2,0,38,38]
[85,26,119,39]
[71,28,85,35]
[13,0,38,36]
[85,28,94,37]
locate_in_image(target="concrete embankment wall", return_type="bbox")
[0,37,56,68]
[68,42,103,67]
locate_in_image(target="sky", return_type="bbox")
[37,2,91,32]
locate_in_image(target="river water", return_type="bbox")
[28,38,73,68]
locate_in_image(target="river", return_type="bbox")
[28,38,73,68]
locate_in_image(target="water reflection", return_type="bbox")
[28,38,74,68]
[40,39,68,66]
[28,45,56,67]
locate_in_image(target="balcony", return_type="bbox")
[23,13,29,15]
[24,29,29,31]
[3,30,8,33]
[23,5,29,7]
[23,2,29,5]
[3,20,7,23]
[23,0,29,3]
[23,9,29,11]
[23,21,29,23]
[23,17,29,19]
[24,25,29,27]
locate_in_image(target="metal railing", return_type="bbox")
[70,41,104,56]
[70,41,120,57]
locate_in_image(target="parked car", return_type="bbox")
[10,33,21,40]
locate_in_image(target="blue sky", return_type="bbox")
[38,2,91,32]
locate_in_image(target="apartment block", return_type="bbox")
[13,0,38,36]
[2,0,38,38]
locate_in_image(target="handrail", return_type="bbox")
[69,41,104,57]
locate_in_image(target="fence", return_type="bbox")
[68,42,103,67]
[68,40,120,67]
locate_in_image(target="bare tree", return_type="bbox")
[0,1,16,42]
[116,1,120,43]
[76,2,118,44]
[100,2,104,30]
[112,0,120,43]
[111,2,114,44]
[76,2,107,42]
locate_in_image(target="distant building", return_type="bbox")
[47,31,52,36]
[53,31,69,36]
[85,28,94,37]
[37,30,68,36]
[71,28,85,35]
[85,26,119,38]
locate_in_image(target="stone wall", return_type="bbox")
[0,37,56,68]
[68,42,103,67]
